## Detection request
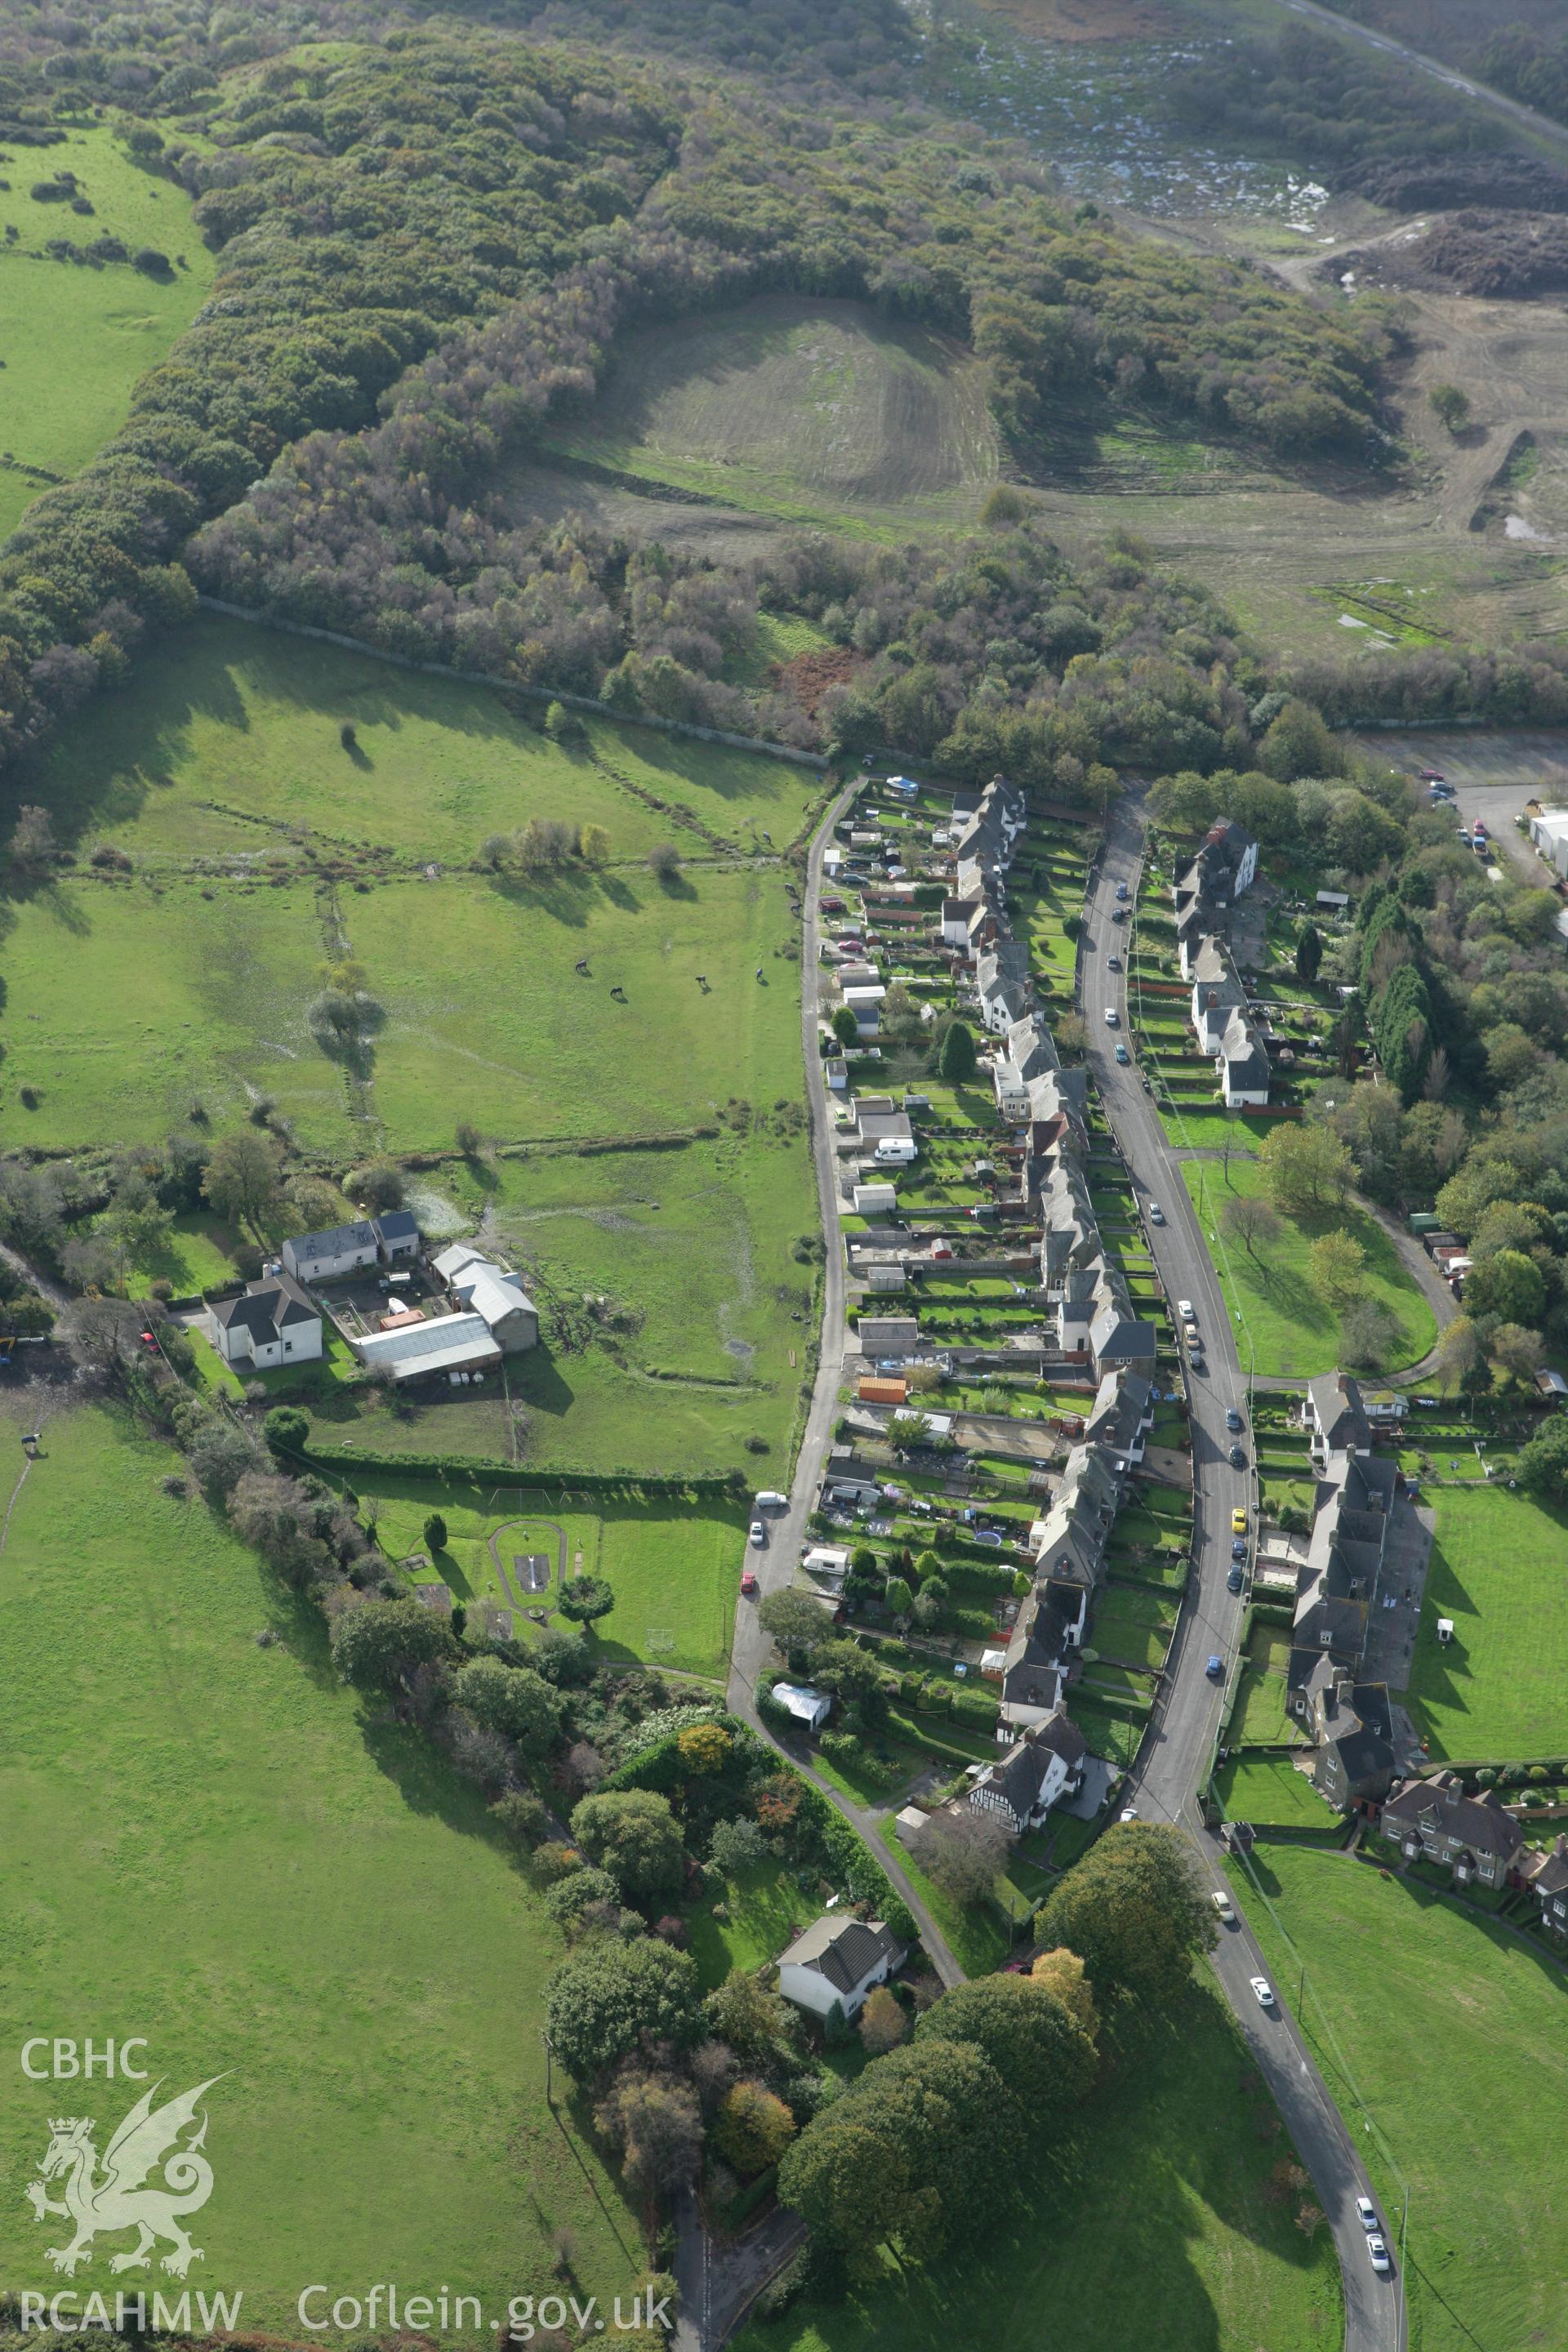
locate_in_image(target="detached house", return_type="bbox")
[777,1915,906,2023]
[282,1218,380,1284]
[1173,817,1258,978]
[207,1269,323,1370]
[1380,1772,1525,1890]
[966,1713,1088,1833]
[1303,1371,1374,1462]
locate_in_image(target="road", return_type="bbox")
[1276,0,1568,156]
[725,777,964,1992]
[1085,791,1403,2352]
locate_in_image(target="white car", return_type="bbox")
[1148,1202,1165,1225]
[1367,2236,1392,2275]
[748,1521,766,1547]
[1356,2197,1379,2233]
[1178,1298,1195,1321]
[1104,1007,1119,1027]
[1250,1976,1276,2008]
[1119,1804,1139,1823]
[1211,1890,1235,1924]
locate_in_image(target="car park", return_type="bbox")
[1367,2238,1392,2275]
[1250,1976,1276,2008]
[1212,1890,1236,1923]
[1105,1007,1119,1026]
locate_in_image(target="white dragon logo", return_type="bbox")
[24,2078,226,2278]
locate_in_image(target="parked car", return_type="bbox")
[740,1568,759,1597]
[1119,1804,1139,1822]
[1205,1654,1223,1679]
[1229,1443,1246,1468]
[1232,1538,1247,1561]
[1356,2198,1379,2233]
[1225,1406,1243,1431]
[1116,880,1129,900]
[1188,1353,1205,1374]
[1212,1890,1236,1923]
[1415,1394,1441,1409]
[1178,1298,1195,1320]
[749,1521,766,1546]
[1227,1566,1245,1593]
[1250,1976,1276,2008]
[1367,2238,1392,2276]
[1419,767,1445,782]
[1232,1507,1248,1534]
[1107,954,1122,971]
[1104,1006,1119,1026]
[1111,905,1127,924]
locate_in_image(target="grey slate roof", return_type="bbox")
[778,1915,901,1993]
[210,1269,318,1346]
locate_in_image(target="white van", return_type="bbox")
[755,1490,788,1511]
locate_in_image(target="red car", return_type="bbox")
[1419,767,1445,783]
[740,1568,759,1597]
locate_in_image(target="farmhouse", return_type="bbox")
[430,1243,539,1352]
[207,1269,323,1370]
[777,1914,905,2022]
[1380,1772,1526,1890]
[282,1218,379,1284]
[965,1713,1087,1833]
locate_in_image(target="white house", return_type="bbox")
[777,1914,906,2022]
[207,1269,323,1370]
[965,1713,1088,1833]
[282,1219,380,1284]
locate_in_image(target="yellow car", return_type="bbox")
[1231,1508,1248,1535]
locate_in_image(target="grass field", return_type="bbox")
[737,1980,1343,2352]
[1181,1159,1437,1379]
[0,877,357,1152]
[0,1405,644,2332]
[1213,1753,1340,1829]
[0,127,214,540]
[1230,1843,1568,2352]
[685,1862,821,1991]
[535,295,999,539]
[9,615,828,864]
[1408,1485,1568,1762]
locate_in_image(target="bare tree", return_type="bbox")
[912,1806,1010,1908]
[1222,1192,1282,1272]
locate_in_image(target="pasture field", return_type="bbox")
[737,1979,1343,2352]
[535,296,999,538]
[0,127,213,540]
[10,615,828,865]
[0,876,355,1152]
[350,867,804,1149]
[1230,1842,1568,2352]
[1181,1157,1437,1379]
[0,1405,643,2333]
[327,1467,745,1678]
[1408,1485,1568,1762]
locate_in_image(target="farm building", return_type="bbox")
[851,1182,898,1216]
[207,1270,323,1370]
[858,1375,907,1406]
[430,1243,539,1352]
[855,1314,920,1358]
[282,1218,379,1284]
[354,1312,502,1383]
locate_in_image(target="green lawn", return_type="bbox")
[685,1863,821,1990]
[0,1405,643,2331]
[1213,1753,1340,1830]
[0,878,356,1152]
[10,613,826,862]
[1409,1485,1568,1762]
[327,1468,746,1677]
[737,1982,1343,2352]
[1230,1844,1568,2352]
[1182,1159,1437,1379]
[879,1819,1013,1978]
[0,126,214,539]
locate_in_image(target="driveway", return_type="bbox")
[1085,791,1403,2352]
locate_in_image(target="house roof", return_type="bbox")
[354,1312,501,1380]
[287,1218,378,1261]
[1090,1306,1156,1363]
[1524,1833,1568,1895]
[210,1270,319,1345]
[374,1209,420,1245]
[778,1914,901,1993]
[1382,1772,1524,1859]
[1308,1372,1373,1454]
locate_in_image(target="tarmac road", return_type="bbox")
[1083,791,1404,2352]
